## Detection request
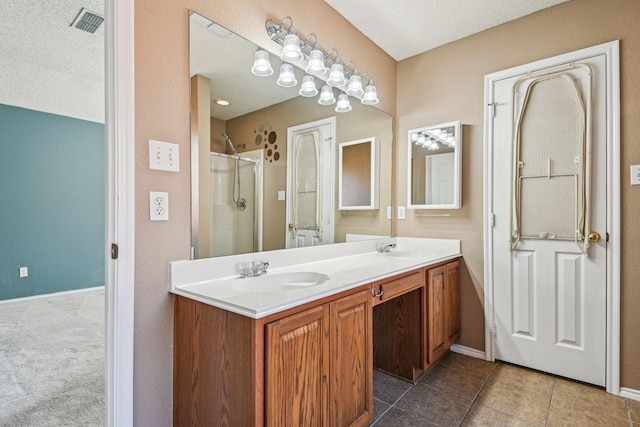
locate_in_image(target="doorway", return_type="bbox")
[483,41,620,391]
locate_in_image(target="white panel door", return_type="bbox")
[489,53,608,386]
[285,118,335,249]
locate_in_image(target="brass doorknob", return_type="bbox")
[588,231,601,243]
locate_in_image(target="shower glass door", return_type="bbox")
[210,152,261,257]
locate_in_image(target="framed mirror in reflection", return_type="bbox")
[189,11,393,259]
[407,121,462,210]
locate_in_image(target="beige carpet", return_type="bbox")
[0,288,105,426]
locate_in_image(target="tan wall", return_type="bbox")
[134,0,396,424]
[395,0,640,390]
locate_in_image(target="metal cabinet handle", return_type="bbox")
[371,286,384,298]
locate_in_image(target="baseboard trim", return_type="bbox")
[0,286,104,304]
[450,344,486,360]
[620,387,640,402]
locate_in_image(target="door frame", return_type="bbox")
[105,0,135,425]
[482,41,620,394]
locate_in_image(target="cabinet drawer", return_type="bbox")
[373,270,423,305]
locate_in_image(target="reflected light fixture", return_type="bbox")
[327,50,347,87]
[318,85,336,105]
[277,63,297,87]
[299,75,318,97]
[335,93,352,113]
[305,34,326,76]
[251,49,274,76]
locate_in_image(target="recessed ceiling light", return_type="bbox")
[214,98,230,106]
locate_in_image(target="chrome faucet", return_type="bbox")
[238,260,269,278]
[377,242,397,253]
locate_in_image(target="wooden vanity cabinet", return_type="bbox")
[174,287,372,427]
[427,260,460,364]
[265,289,373,427]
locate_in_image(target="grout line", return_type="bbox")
[544,378,556,426]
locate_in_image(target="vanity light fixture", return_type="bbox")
[335,93,352,113]
[361,78,379,105]
[327,49,347,87]
[265,16,381,109]
[277,63,297,87]
[251,48,274,76]
[346,63,364,96]
[299,75,318,97]
[279,17,304,62]
[318,85,336,105]
[305,34,327,76]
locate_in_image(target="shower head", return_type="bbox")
[222,133,237,154]
[222,133,245,154]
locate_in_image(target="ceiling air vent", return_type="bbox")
[71,8,104,34]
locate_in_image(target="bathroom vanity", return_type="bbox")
[170,238,460,426]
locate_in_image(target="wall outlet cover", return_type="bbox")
[150,191,169,221]
[631,164,640,185]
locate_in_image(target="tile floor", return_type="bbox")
[369,351,640,426]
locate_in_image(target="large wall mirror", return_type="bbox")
[407,121,462,210]
[189,11,393,259]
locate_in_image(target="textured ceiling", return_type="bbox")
[323,0,569,61]
[0,0,104,123]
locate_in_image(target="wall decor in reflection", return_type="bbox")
[254,124,280,162]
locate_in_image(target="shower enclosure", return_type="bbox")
[209,151,262,257]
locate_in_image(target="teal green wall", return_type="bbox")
[0,104,105,300]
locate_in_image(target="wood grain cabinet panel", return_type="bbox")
[427,260,461,365]
[265,305,330,427]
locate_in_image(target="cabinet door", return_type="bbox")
[445,260,461,346]
[428,265,447,363]
[330,290,373,427]
[266,305,330,427]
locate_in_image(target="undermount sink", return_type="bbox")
[233,272,330,293]
[383,251,437,262]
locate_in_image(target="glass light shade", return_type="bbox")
[428,141,440,151]
[299,75,318,97]
[281,34,303,62]
[346,74,364,96]
[251,49,274,76]
[327,63,347,87]
[276,63,297,87]
[318,85,336,105]
[335,93,352,113]
[417,134,426,146]
[306,49,326,75]
[411,133,419,142]
[361,81,379,105]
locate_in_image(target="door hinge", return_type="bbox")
[491,324,497,338]
[606,232,610,242]
[487,102,497,118]
[489,213,496,228]
[111,243,119,260]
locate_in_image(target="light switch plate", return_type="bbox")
[150,191,169,221]
[397,206,406,220]
[149,140,180,172]
[386,206,392,219]
[277,190,286,201]
[631,165,640,185]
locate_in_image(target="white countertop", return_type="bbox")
[169,237,461,319]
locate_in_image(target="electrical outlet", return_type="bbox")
[397,206,406,220]
[150,191,169,221]
[149,140,180,172]
[19,267,28,278]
